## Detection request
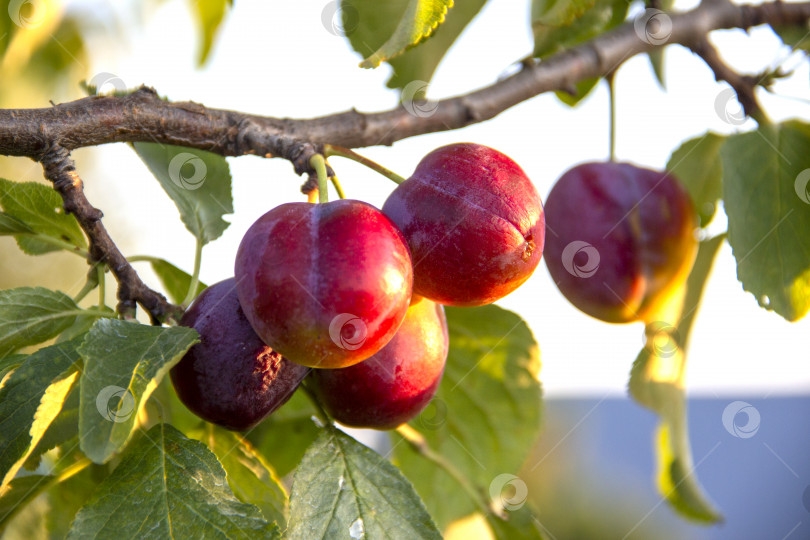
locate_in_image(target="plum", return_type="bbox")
[382,143,544,306]
[309,295,448,430]
[544,162,698,323]
[235,199,413,369]
[170,278,309,431]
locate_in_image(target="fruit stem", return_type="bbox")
[324,159,347,199]
[300,379,333,427]
[324,144,407,185]
[310,154,330,203]
[72,269,99,303]
[607,71,617,162]
[97,264,106,309]
[181,236,204,307]
[395,424,505,520]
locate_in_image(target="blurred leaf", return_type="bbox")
[78,319,199,464]
[0,354,26,383]
[132,143,234,245]
[0,474,53,531]
[286,426,441,539]
[192,0,229,66]
[392,304,542,529]
[554,77,599,107]
[356,0,453,69]
[0,337,81,489]
[721,120,810,321]
[773,22,810,52]
[0,213,34,235]
[648,48,665,88]
[345,0,487,92]
[246,390,320,477]
[0,287,82,358]
[44,463,100,537]
[666,132,726,228]
[27,16,87,83]
[198,425,288,526]
[68,423,278,539]
[629,234,725,523]
[147,257,207,304]
[532,0,627,58]
[0,179,86,255]
[485,505,548,539]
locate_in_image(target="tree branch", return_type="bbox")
[39,145,183,324]
[1,0,808,163]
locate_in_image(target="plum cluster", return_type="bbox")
[171,143,545,431]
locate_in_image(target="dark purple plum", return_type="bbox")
[170,278,309,431]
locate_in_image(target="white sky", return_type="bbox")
[74,0,810,396]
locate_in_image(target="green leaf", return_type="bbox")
[721,120,810,321]
[0,179,86,255]
[0,287,82,359]
[0,474,53,531]
[286,426,442,539]
[0,338,82,489]
[246,391,320,477]
[648,48,666,88]
[554,77,599,107]
[532,0,627,59]
[0,213,34,235]
[485,505,548,540]
[147,257,207,304]
[67,423,278,539]
[356,0,454,69]
[666,132,726,228]
[23,385,80,471]
[198,425,288,526]
[0,354,26,384]
[629,235,725,523]
[345,0,487,92]
[192,0,229,66]
[392,304,542,529]
[78,319,199,464]
[131,143,233,245]
[773,22,810,52]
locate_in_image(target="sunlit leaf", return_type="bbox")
[0,287,82,358]
[667,133,726,228]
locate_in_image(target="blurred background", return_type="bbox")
[1,0,808,538]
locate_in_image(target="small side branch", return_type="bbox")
[39,146,183,324]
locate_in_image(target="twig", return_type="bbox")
[39,146,183,324]
[0,1,807,163]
